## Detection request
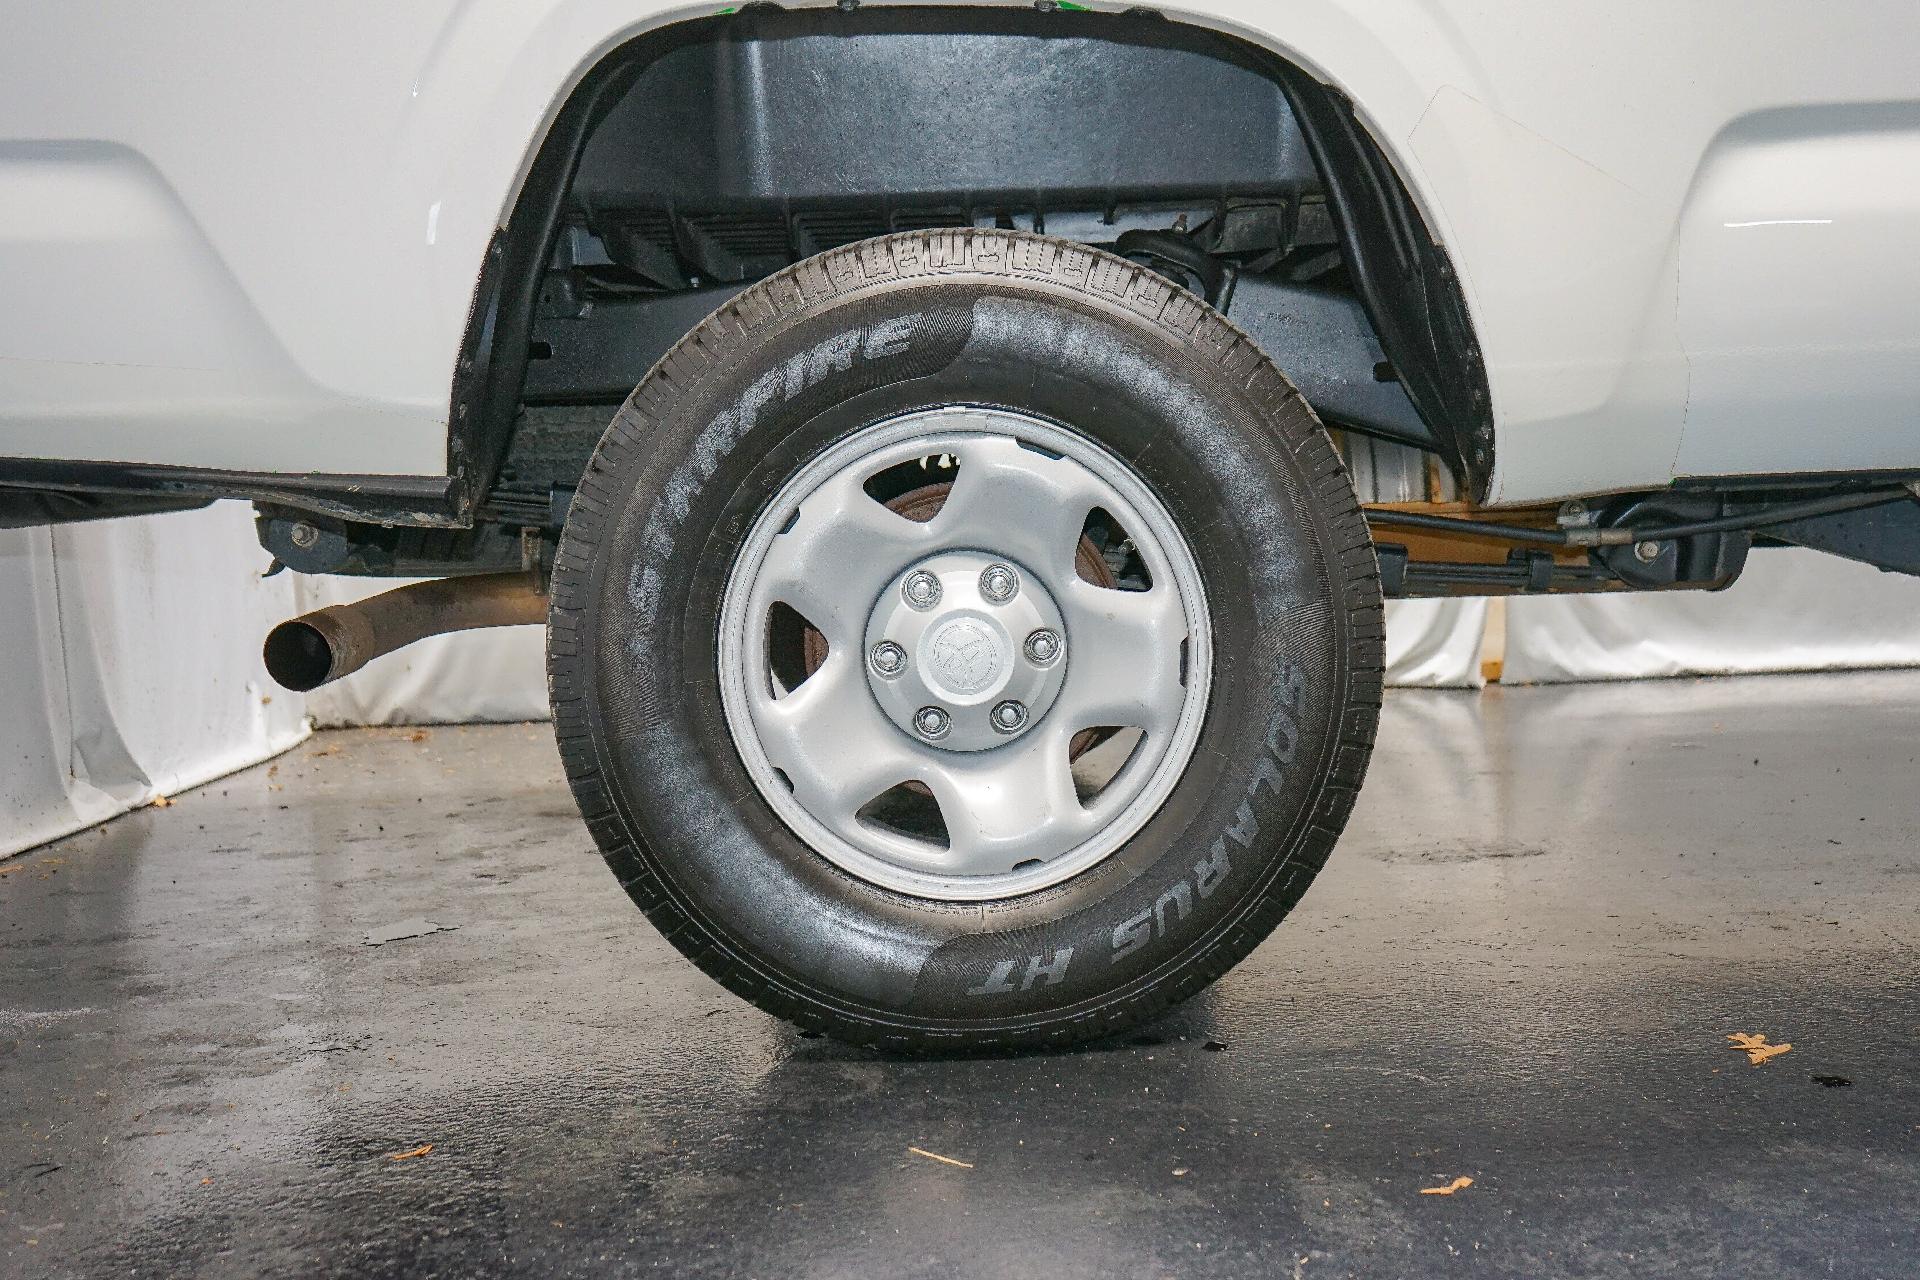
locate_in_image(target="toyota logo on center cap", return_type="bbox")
[925,618,1004,695]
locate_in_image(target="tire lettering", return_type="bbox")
[965,960,1017,997]
[1154,881,1192,934]
[734,319,920,415]
[862,316,913,361]
[967,947,1074,997]
[1194,839,1230,899]
[1111,909,1152,963]
[1110,664,1309,965]
[1224,799,1258,849]
[807,330,860,384]
[1021,947,1073,991]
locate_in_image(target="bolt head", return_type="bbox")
[990,700,1028,733]
[913,706,951,740]
[1023,629,1061,666]
[902,570,942,610]
[288,521,321,550]
[979,563,1019,603]
[870,641,907,677]
[1633,539,1663,563]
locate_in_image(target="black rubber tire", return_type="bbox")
[548,229,1383,1052]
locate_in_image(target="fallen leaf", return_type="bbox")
[1420,1176,1474,1196]
[908,1146,973,1169]
[386,1144,433,1161]
[149,795,173,809]
[1727,1032,1792,1065]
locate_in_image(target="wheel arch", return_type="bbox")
[444,2,1498,509]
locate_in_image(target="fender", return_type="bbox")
[0,1,1496,516]
[424,1,1497,512]
[412,0,1920,509]
[14,2,1911,516]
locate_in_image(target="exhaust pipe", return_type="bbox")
[263,572,547,692]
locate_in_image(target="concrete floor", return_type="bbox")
[3,672,1918,1278]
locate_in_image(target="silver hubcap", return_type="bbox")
[717,407,1212,900]
[863,551,1068,753]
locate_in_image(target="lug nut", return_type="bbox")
[979,563,1019,603]
[990,700,1028,733]
[1023,629,1062,666]
[902,570,942,610]
[870,641,907,678]
[913,706,951,741]
[1633,539,1663,563]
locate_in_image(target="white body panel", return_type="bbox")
[1672,109,1920,479]
[2,0,1917,500]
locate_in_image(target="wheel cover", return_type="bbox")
[717,406,1212,900]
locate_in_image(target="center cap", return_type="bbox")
[924,617,1008,698]
[864,550,1069,753]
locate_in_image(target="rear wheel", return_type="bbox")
[548,229,1382,1051]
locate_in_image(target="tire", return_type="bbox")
[548,229,1383,1052]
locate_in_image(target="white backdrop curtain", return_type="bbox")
[303,547,1920,710]
[1382,598,1488,689]
[1503,546,1920,683]
[4,510,1919,858]
[0,504,307,856]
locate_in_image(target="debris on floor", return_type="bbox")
[149,795,173,809]
[385,1144,433,1162]
[1727,1032,1792,1065]
[363,919,458,947]
[1420,1176,1474,1196]
[908,1147,973,1169]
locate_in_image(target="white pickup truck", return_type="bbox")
[5,2,1917,1049]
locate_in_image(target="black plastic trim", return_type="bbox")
[0,489,212,530]
[0,459,460,527]
[1264,65,1494,498]
[1674,468,1920,492]
[447,37,690,517]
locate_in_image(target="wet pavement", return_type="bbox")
[3,671,1918,1278]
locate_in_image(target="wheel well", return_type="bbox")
[448,4,1495,535]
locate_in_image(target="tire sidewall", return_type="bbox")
[558,236,1369,1037]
